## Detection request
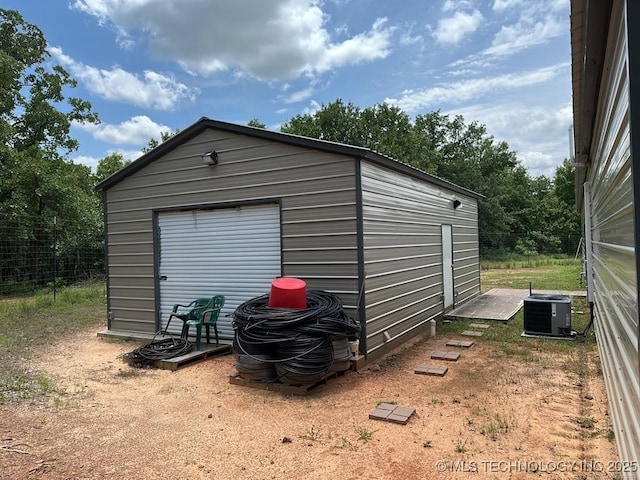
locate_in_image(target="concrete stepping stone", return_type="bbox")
[446,339,474,348]
[430,350,461,361]
[415,364,448,376]
[369,403,416,425]
[469,323,490,329]
[461,330,484,337]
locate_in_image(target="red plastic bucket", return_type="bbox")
[268,277,307,309]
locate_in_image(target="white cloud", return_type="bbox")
[281,87,315,104]
[492,0,525,11]
[484,15,565,56]
[385,64,565,113]
[493,0,566,14]
[444,102,573,177]
[50,47,198,110]
[443,0,473,11]
[432,10,483,45]
[70,0,394,80]
[485,1,568,57]
[72,148,142,173]
[301,100,322,115]
[71,155,102,173]
[399,23,424,47]
[76,115,172,145]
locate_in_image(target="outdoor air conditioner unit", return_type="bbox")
[523,294,572,337]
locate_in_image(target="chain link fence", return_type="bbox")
[0,213,104,297]
[0,214,582,297]
[479,233,582,261]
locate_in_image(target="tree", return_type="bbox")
[142,129,180,153]
[0,9,101,288]
[280,99,577,257]
[247,118,266,129]
[95,153,130,184]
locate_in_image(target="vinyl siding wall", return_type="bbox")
[586,2,640,466]
[104,128,359,334]
[360,161,480,357]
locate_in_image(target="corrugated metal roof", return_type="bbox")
[95,116,483,199]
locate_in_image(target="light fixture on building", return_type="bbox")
[453,199,461,209]
[202,150,218,166]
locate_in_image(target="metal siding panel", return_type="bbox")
[103,129,359,335]
[586,3,640,469]
[361,161,480,354]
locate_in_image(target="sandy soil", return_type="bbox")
[1,325,618,480]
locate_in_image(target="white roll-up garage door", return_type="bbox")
[158,204,281,339]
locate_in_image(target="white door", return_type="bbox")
[441,224,454,309]
[158,204,281,339]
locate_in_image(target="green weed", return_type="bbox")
[300,424,322,441]
[453,438,467,453]
[338,437,358,451]
[480,412,516,441]
[355,425,378,444]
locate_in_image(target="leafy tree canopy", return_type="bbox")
[95,153,130,184]
[281,99,580,256]
[247,118,266,129]
[0,9,101,287]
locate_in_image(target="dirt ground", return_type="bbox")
[1,324,619,480]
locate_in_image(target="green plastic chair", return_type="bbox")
[166,297,212,338]
[183,295,225,350]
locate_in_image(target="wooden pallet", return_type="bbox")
[229,370,343,396]
[123,344,231,371]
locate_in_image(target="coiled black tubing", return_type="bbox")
[232,290,360,381]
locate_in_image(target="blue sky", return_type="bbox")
[8,0,571,178]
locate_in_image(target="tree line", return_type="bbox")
[0,9,580,291]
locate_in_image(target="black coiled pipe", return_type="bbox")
[232,290,360,381]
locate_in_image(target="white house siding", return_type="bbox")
[103,128,359,335]
[360,161,480,357]
[584,2,640,467]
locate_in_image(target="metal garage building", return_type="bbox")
[96,117,481,362]
[571,0,640,471]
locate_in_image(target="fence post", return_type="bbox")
[53,216,57,301]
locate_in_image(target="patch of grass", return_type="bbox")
[300,424,322,441]
[481,254,581,271]
[337,437,358,451]
[480,412,517,441]
[0,371,62,404]
[0,282,106,404]
[481,257,582,292]
[115,368,143,379]
[354,425,378,444]
[453,438,467,453]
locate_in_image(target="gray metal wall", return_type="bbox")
[104,128,359,334]
[586,1,640,467]
[360,161,480,357]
